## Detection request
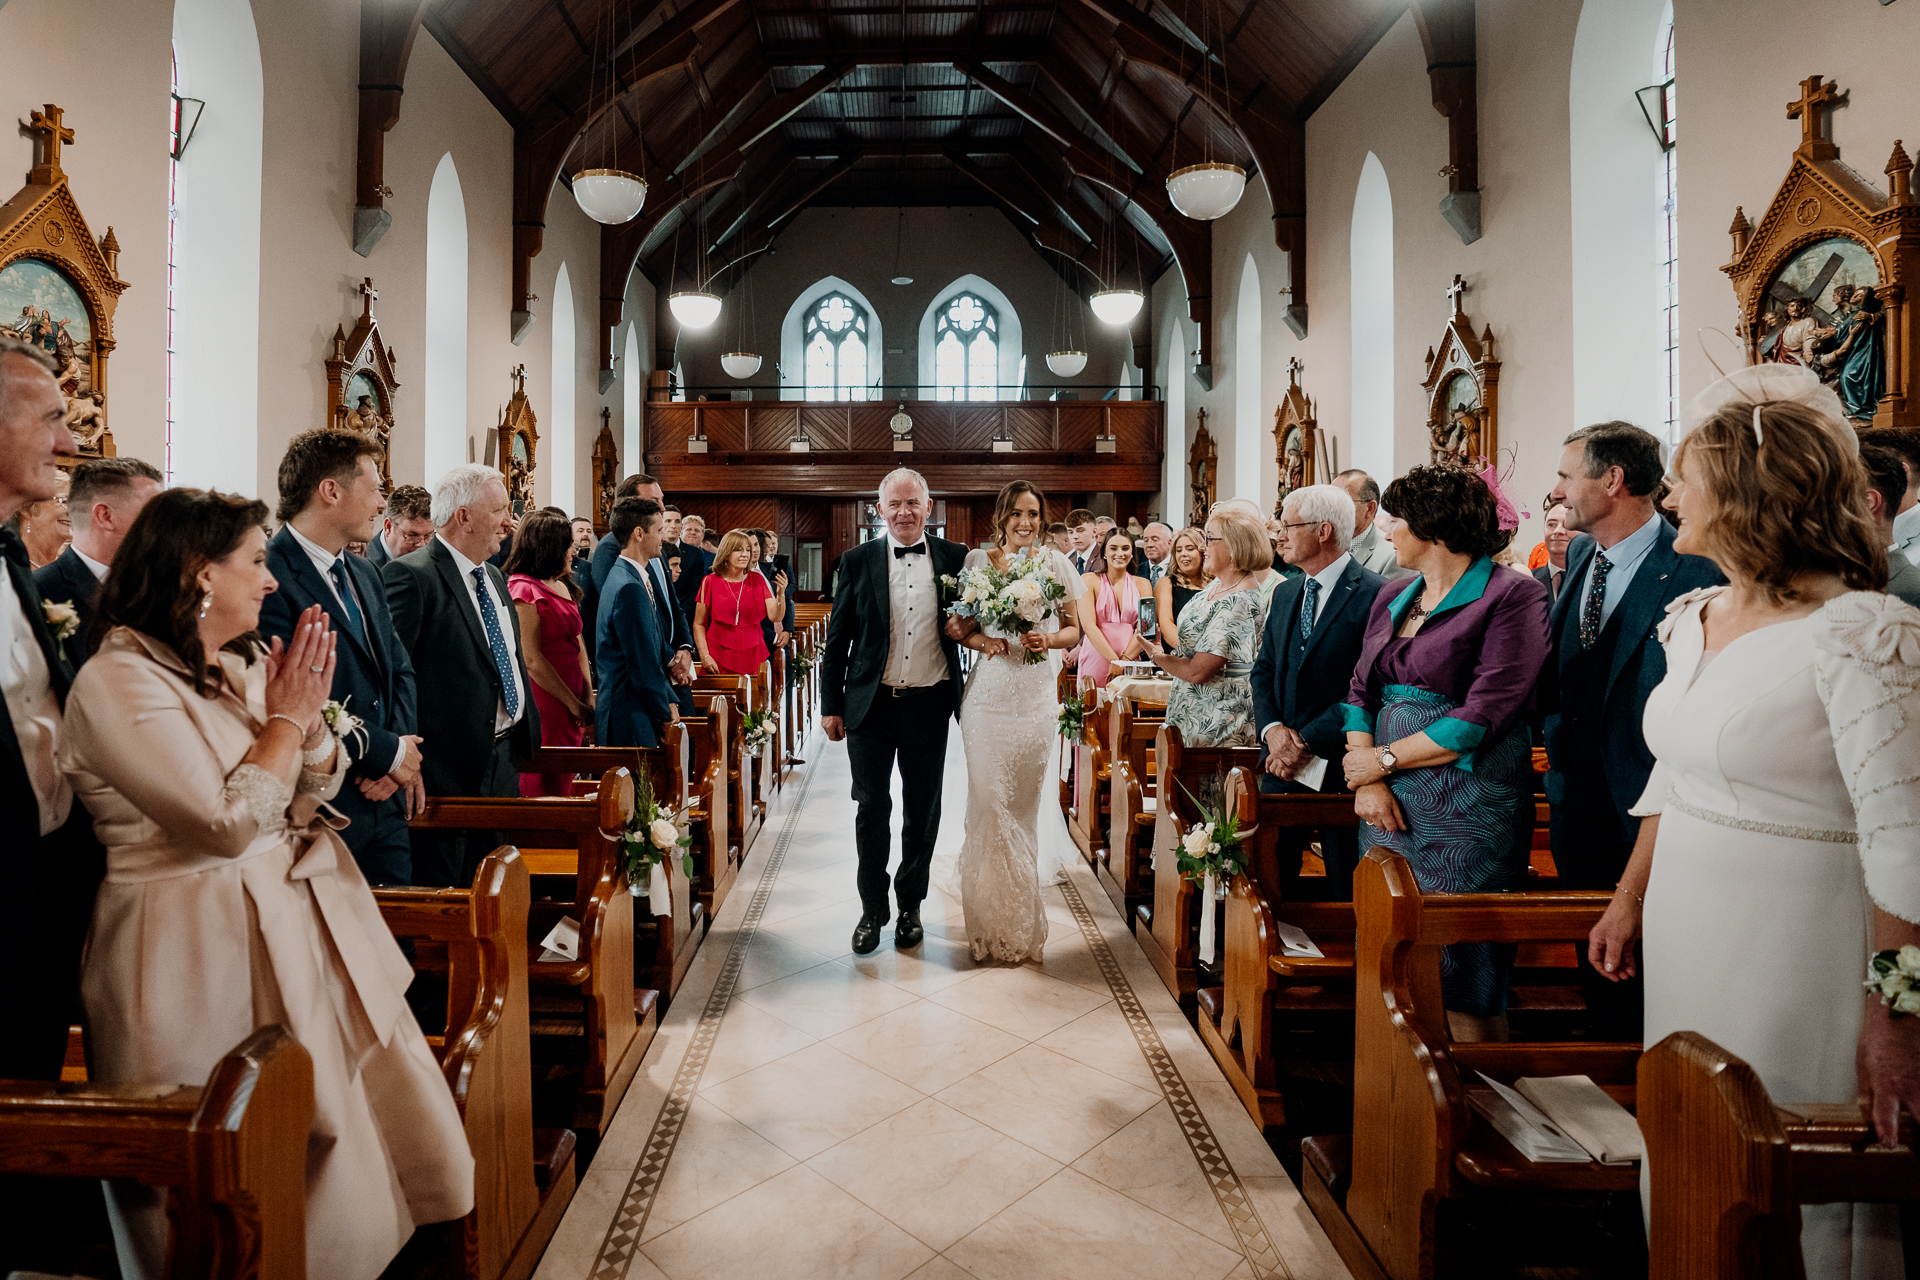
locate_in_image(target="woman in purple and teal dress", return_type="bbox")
[1339,465,1551,1041]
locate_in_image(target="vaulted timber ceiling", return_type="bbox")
[410,0,1411,368]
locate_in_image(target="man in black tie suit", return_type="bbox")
[1543,422,1724,1038]
[1064,508,1095,574]
[260,430,423,885]
[596,497,680,749]
[587,474,697,709]
[1250,485,1385,900]
[363,482,434,569]
[0,336,105,1081]
[32,456,162,666]
[383,464,541,887]
[821,468,967,955]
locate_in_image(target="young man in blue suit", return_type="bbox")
[260,429,423,885]
[1251,484,1385,900]
[1544,421,1723,1038]
[597,496,679,748]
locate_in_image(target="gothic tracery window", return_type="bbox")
[803,293,869,401]
[934,292,998,401]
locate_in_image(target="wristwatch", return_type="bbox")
[1376,745,1398,777]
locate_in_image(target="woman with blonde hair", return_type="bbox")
[1587,366,1920,1276]
[694,527,783,676]
[1156,525,1212,650]
[1141,502,1267,764]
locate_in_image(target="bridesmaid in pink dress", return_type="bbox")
[505,512,593,797]
[1074,528,1151,688]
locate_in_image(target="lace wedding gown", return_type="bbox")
[1636,589,1920,1278]
[944,547,1087,963]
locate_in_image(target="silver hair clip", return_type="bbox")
[1750,403,1765,447]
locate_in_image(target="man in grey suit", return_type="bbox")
[363,482,434,568]
[1333,469,1411,580]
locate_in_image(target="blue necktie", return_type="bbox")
[472,567,521,718]
[327,559,366,647]
[1300,577,1321,641]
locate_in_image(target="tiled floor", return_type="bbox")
[532,726,1350,1280]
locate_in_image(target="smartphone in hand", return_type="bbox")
[1137,598,1158,638]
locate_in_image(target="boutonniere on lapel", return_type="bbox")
[42,599,79,661]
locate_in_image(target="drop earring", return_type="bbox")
[199,590,214,619]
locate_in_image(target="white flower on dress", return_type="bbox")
[1897,990,1920,1016]
[1655,585,1727,646]
[1817,591,1920,669]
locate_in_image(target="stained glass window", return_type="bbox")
[934,293,998,401]
[803,293,869,401]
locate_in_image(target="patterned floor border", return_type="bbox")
[1055,872,1295,1280]
[587,760,818,1280]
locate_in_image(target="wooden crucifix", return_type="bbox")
[1446,274,1468,317]
[1286,355,1304,387]
[358,277,379,317]
[1787,75,1846,160]
[24,104,75,184]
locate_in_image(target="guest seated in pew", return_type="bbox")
[695,528,781,677]
[1252,483,1384,900]
[597,496,680,749]
[61,487,471,1280]
[1339,463,1551,1041]
[1587,365,1920,1274]
[508,509,595,797]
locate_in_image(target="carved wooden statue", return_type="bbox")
[1189,409,1218,519]
[325,277,399,491]
[1273,357,1318,513]
[1420,275,1500,467]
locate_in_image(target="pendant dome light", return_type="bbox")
[1045,350,1088,377]
[721,352,762,378]
[571,0,646,224]
[720,254,761,376]
[665,102,722,333]
[1089,289,1144,326]
[890,207,913,285]
[1163,0,1246,222]
[668,290,722,330]
[1044,227,1087,377]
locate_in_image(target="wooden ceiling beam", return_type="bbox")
[352,0,432,256]
[1411,0,1480,243]
[731,60,853,155]
[954,61,1080,151]
[711,156,802,247]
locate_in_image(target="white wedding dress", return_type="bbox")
[939,547,1087,963]
[1636,588,1920,1278]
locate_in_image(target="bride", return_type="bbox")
[942,481,1086,963]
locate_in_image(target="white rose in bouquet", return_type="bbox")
[1898,990,1920,1015]
[649,817,681,850]
[1881,972,1912,1001]
[1899,944,1920,977]
[1181,823,1214,857]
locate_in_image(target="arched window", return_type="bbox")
[1656,9,1677,437]
[1349,153,1394,477]
[803,293,870,401]
[934,292,998,401]
[424,153,467,482]
[550,262,575,512]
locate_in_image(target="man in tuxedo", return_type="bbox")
[1543,421,1723,1038]
[0,335,104,1080]
[1533,502,1573,601]
[1333,469,1410,579]
[383,464,541,887]
[588,474,697,708]
[260,430,423,885]
[1251,484,1384,900]
[33,455,162,662]
[675,513,714,615]
[363,483,434,569]
[597,497,679,748]
[821,467,966,955]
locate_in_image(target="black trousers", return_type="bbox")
[0,804,104,1080]
[412,735,520,888]
[334,783,413,887]
[846,685,951,916]
[1257,773,1360,902]
[1550,798,1644,1042]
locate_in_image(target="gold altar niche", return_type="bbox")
[497,364,540,514]
[1421,274,1500,468]
[326,277,399,491]
[1273,357,1318,512]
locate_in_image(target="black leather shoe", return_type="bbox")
[851,911,887,955]
[789,756,806,765]
[894,908,924,949]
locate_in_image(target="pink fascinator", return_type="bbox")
[1476,461,1522,533]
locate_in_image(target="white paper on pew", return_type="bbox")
[1273,921,1324,958]
[648,863,672,916]
[1198,872,1218,966]
[1468,1073,1591,1163]
[537,915,581,963]
[1514,1075,1643,1165]
[1294,754,1329,792]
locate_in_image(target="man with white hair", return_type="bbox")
[1333,468,1409,579]
[1249,482,1385,899]
[1131,521,1173,583]
[382,463,541,886]
[820,467,968,955]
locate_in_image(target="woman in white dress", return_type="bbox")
[1586,367,1920,1277]
[944,481,1085,962]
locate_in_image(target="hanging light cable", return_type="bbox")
[668,103,721,329]
[1165,0,1245,221]
[1089,110,1143,325]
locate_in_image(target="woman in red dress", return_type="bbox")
[506,511,593,796]
[694,528,784,676]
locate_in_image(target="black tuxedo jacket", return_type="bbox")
[2,528,75,832]
[382,538,541,795]
[1250,557,1385,766]
[674,541,714,616]
[820,535,967,731]
[1540,522,1725,830]
[260,528,417,791]
[32,546,100,667]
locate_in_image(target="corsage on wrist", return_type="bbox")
[313,698,366,766]
[1866,946,1920,1015]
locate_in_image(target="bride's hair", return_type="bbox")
[990,480,1047,547]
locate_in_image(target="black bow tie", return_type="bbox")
[893,543,927,559]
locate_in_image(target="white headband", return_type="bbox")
[1682,363,1855,455]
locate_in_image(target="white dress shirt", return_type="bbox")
[438,534,527,735]
[883,533,944,688]
[288,524,406,772]
[72,545,109,580]
[2,573,72,834]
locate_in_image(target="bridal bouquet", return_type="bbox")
[613,768,694,916]
[1867,946,1920,1015]
[941,549,1068,665]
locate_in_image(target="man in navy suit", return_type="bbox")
[362,482,434,569]
[588,474,697,710]
[1543,421,1724,1037]
[1251,484,1385,900]
[1530,500,1573,603]
[33,455,162,665]
[260,430,422,886]
[596,496,678,748]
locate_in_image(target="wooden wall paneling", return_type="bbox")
[950,406,1001,451]
[1057,405,1104,451]
[946,500,973,549]
[790,499,831,537]
[1008,405,1056,452]
[749,405,799,451]
[831,500,860,571]
[697,405,748,453]
[701,498,780,536]
[647,405,698,456]
[848,404,894,451]
[1109,403,1164,454]
[799,405,850,451]
[1045,495,1070,525]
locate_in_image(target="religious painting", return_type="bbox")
[1723,76,1919,426]
[497,364,539,515]
[591,415,619,533]
[1272,359,1318,513]
[1421,276,1500,468]
[1,105,129,466]
[325,278,398,491]
[1189,410,1217,518]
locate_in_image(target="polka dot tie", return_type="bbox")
[1580,552,1613,651]
[473,566,520,718]
[1300,577,1320,641]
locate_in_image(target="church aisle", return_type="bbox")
[532,725,1350,1280]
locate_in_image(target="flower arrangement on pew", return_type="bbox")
[941,550,1068,665]
[1868,945,1920,1014]
[1057,694,1085,741]
[1175,784,1246,900]
[788,648,815,681]
[614,768,693,915]
[742,709,777,752]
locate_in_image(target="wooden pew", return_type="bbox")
[1095,691,1165,917]
[375,848,574,1280]
[1066,686,1115,866]
[1640,1030,1920,1280]
[1304,847,1636,1280]
[409,770,665,1138]
[1134,727,1262,1005]
[0,1025,312,1279]
[693,671,764,857]
[750,661,783,805]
